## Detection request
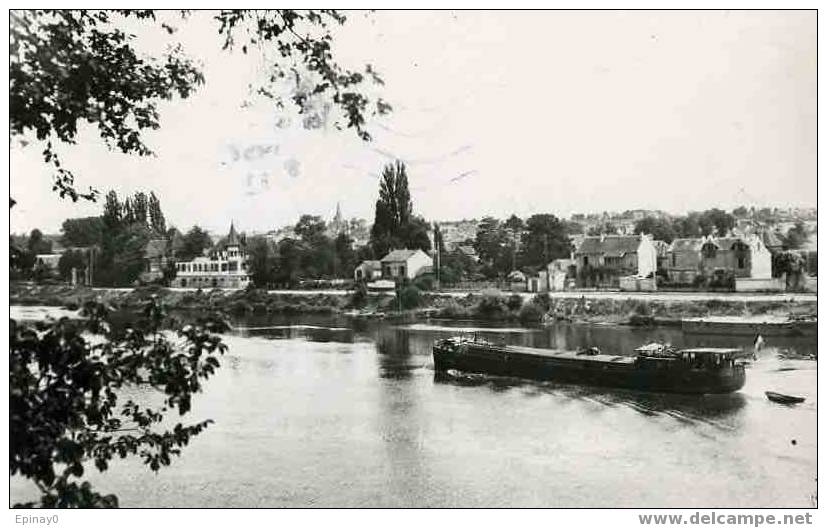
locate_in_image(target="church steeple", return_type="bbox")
[226,221,240,246]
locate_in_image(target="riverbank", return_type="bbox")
[10,283,818,328]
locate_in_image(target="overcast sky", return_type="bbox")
[10,10,817,235]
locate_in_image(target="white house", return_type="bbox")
[171,223,251,289]
[573,234,658,287]
[380,249,433,280]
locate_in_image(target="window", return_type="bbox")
[737,256,745,269]
[702,244,717,259]
[228,261,238,272]
[221,263,228,272]
[671,254,676,267]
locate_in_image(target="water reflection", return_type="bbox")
[434,370,748,422]
[11,310,810,507]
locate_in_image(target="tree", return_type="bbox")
[587,222,617,236]
[634,216,677,243]
[11,8,390,507]
[784,222,809,250]
[370,160,414,256]
[732,205,750,218]
[294,215,327,242]
[273,238,305,287]
[333,233,357,279]
[245,236,275,287]
[102,191,123,231]
[773,250,806,289]
[27,228,53,255]
[673,213,702,238]
[11,10,388,203]
[178,226,213,261]
[399,216,432,253]
[698,208,735,237]
[473,216,508,279]
[10,300,228,507]
[504,214,524,232]
[57,249,87,282]
[148,192,166,234]
[61,217,104,248]
[132,192,149,226]
[519,214,571,268]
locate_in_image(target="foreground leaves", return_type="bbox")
[10,298,228,507]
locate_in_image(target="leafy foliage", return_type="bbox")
[178,226,214,262]
[89,191,171,286]
[10,10,204,201]
[11,9,389,202]
[369,161,431,257]
[10,299,228,507]
[783,222,809,250]
[61,217,104,248]
[473,217,514,279]
[397,284,422,310]
[518,214,571,269]
[633,216,677,243]
[57,249,88,281]
[214,10,390,141]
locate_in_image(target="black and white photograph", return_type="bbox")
[7,5,819,518]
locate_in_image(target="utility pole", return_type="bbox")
[434,222,441,291]
[88,247,95,287]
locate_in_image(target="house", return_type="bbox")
[652,240,670,273]
[665,235,772,285]
[456,244,479,261]
[664,238,705,284]
[547,258,575,291]
[380,249,433,280]
[354,260,382,281]
[35,253,62,271]
[171,223,251,289]
[699,235,771,279]
[139,239,168,284]
[573,234,657,287]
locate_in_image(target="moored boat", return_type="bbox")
[765,391,806,404]
[433,337,750,394]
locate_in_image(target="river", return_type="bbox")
[10,308,818,507]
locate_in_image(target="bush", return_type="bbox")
[438,299,472,319]
[532,292,551,312]
[631,300,651,316]
[413,274,435,291]
[518,302,545,324]
[398,285,421,310]
[473,293,509,320]
[349,281,368,308]
[506,293,524,312]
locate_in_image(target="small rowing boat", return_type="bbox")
[765,391,806,404]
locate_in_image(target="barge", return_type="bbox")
[433,337,749,394]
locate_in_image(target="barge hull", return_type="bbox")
[433,347,745,394]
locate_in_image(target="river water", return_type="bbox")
[10,309,818,507]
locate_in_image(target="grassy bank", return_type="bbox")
[425,292,816,325]
[10,283,817,326]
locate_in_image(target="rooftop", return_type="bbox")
[576,235,642,255]
[381,249,420,262]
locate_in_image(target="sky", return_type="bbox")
[9,10,817,235]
